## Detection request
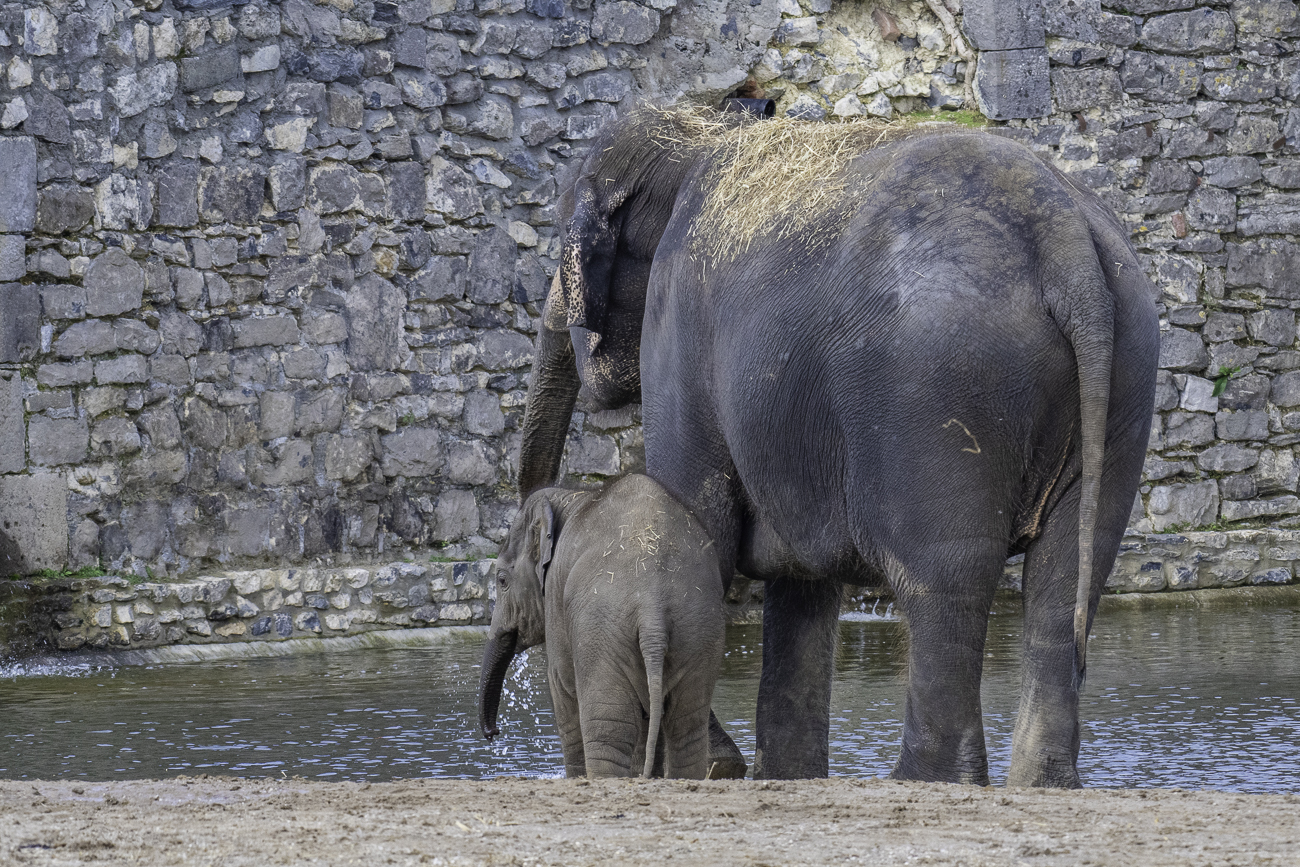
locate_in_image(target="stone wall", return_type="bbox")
[4,0,1300,582]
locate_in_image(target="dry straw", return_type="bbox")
[637,105,916,264]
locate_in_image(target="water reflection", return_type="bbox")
[1,601,1297,791]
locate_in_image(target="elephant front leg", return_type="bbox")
[755,578,843,779]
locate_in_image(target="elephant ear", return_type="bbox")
[535,498,557,593]
[549,178,628,348]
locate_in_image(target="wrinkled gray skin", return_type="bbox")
[478,474,725,779]
[516,109,1159,787]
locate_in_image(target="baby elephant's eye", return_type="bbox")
[497,574,508,590]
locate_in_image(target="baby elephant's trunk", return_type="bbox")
[478,631,518,741]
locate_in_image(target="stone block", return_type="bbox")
[181,48,243,92]
[1237,194,1300,237]
[1148,480,1219,532]
[1120,52,1202,104]
[0,283,40,363]
[199,165,268,224]
[1226,239,1300,297]
[324,434,373,481]
[1222,496,1300,522]
[1201,156,1261,189]
[95,355,148,385]
[233,315,301,348]
[1200,67,1275,102]
[380,426,446,478]
[1248,308,1295,347]
[84,248,145,317]
[1253,449,1300,495]
[0,474,68,575]
[974,49,1051,120]
[1139,9,1236,54]
[448,441,496,484]
[1158,327,1207,370]
[36,185,96,235]
[1164,411,1216,447]
[110,64,179,118]
[386,161,426,221]
[153,160,200,228]
[0,137,37,233]
[345,275,406,371]
[308,163,364,214]
[463,390,505,437]
[1196,443,1258,473]
[0,371,23,475]
[91,417,142,456]
[1052,66,1122,112]
[28,416,88,466]
[963,0,1045,50]
[1216,409,1269,442]
[466,227,516,304]
[592,1,660,45]
[0,236,23,282]
[433,489,479,541]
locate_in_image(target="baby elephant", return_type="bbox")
[477,474,725,778]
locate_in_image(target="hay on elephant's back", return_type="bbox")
[656,110,907,263]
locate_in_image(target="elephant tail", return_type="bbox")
[641,634,665,778]
[1052,235,1117,686]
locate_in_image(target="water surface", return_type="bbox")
[2,600,1297,791]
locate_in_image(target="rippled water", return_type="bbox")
[1,600,1297,791]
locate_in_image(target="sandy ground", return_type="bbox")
[2,777,1297,866]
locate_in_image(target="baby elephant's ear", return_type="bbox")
[536,499,557,592]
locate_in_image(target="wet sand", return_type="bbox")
[2,777,1297,865]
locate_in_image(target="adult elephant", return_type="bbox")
[516,107,1158,787]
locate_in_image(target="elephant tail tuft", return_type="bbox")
[641,634,665,778]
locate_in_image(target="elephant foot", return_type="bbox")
[707,710,747,779]
[1006,754,1083,789]
[706,756,747,780]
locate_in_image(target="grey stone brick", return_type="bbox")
[84,248,145,317]
[1148,481,1218,532]
[0,371,24,474]
[110,63,179,118]
[1226,239,1300,296]
[28,416,89,466]
[23,90,71,145]
[0,236,24,282]
[91,417,143,456]
[36,185,96,235]
[308,163,364,214]
[1253,448,1300,494]
[466,227,516,304]
[962,0,1045,50]
[974,49,1051,120]
[427,32,463,76]
[37,362,92,388]
[592,1,660,45]
[153,161,200,228]
[233,315,301,348]
[324,434,373,481]
[1186,186,1237,233]
[181,48,243,92]
[1238,194,1300,237]
[1270,370,1300,407]
[0,474,69,574]
[386,161,426,221]
[1097,126,1162,162]
[269,158,307,212]
[1139,9,1236,54]
[1248,308,1295,347]
[1216,409,1269,441]
[463,390,505,437]
[381,426,446,477]
[199,165,268,224]
[0,283,40,364]
[345,274,407,371]
[1159,327,1208,370]
[1121,52,1201,103]
[1201,66,1276,101]
[0,137,37,233]
[1163,125,1227,159]
[478,329,533,369]
[1201,156,1261,189]
[1197,443,1259,473]
[1052,66,1123,113]
[447,440,496,484]
[95,355,148,385]
[432,489,479,541]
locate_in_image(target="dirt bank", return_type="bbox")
[2,777,1297,866]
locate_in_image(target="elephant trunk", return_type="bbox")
[518,317,580,498]
[478,631,519,741]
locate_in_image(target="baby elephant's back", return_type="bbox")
[579,474,723,599]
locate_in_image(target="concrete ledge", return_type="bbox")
[3,530,1298,659]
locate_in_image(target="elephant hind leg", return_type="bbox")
[576,683,643,778]
[889,536,1005,786]
[660,690,715,780]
